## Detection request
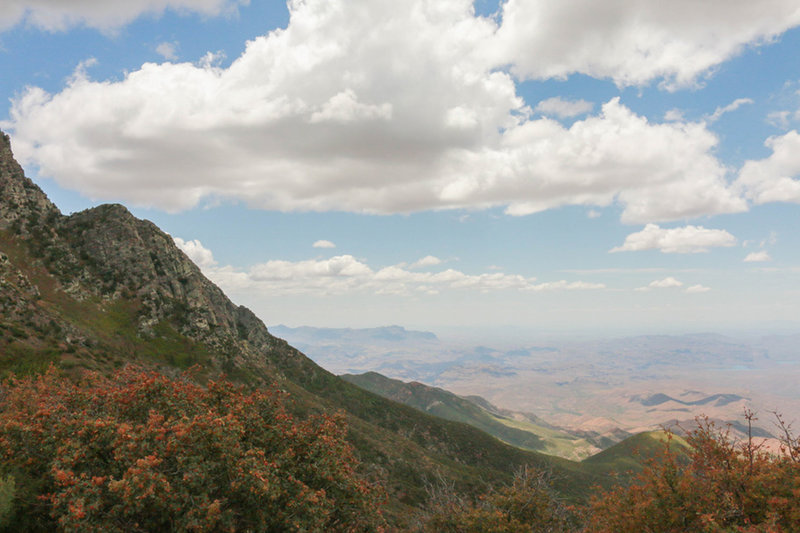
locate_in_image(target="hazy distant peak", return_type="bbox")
[270,324,439,343]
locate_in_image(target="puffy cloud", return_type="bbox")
[7,0,751,223]
[744,250,771,262]
[534,97,593,118]
[684,284,711,293]
[636,276,683,291]
[177,241,603,296]
[649,277,683,288]
[445,99,745,222]
[610,224,737,253]
[410,255,442,268]
[6,0,798,89]
[494,0,800,88]
[173,236,217,268]
[249,255,372,281]
[736,130,800,205]
[0,0,244,32]
[312,240,336,249]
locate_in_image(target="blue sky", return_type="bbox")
[2,0,800,336]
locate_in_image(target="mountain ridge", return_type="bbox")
[342,371,613,460]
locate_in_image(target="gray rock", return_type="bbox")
[0,129,303,378]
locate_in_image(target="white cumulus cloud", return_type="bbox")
[174,241,605,297]
[494,0,800,89]
[610,224,737,253]
[173,236,217,268]
[649,277,684,288]
[744,250,771,262]
[312,240,336,249]
[736,130,800,205]
[0,0,245,32]
[5,0,766,224]
[636,277,684,291]
[410,255,442,268]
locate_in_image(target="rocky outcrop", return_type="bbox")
[0,250,39,324]
[0,133,61,236]
[57,202,288,365]
[0,130,299,376]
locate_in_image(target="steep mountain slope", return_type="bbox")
[0,131,609,523]
[342,371,602,459]
[580,430,692,476]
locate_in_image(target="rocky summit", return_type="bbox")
[0,131,303,378]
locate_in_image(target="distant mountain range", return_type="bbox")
[339,370,698,477]
[271,324,438,344]
[271,322,798,442]
[342,371,626,460]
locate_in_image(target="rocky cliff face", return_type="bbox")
[0,131,300,378]
[59,204,278,360]
[0,133,61,235]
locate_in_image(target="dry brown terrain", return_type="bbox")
[273,326,800,441]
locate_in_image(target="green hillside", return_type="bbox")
[581,430,692,476]
[342,371,600,460]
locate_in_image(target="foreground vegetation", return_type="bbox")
[586,414,800,532]
[413,415,800,532]
[1,365,799,532]
[0,366,385,532]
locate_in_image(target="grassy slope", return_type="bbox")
[580,430,692,477]
[0,230,217,378]
[340,370,697,493]
[342,371,598,459]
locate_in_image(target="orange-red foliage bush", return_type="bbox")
[586,418,800,532]
[0,366,385,532]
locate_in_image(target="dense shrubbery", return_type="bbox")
[413,466,572,532]
[414,416,800,532]
[3,364,799,532]
[586,417,800,532]
[0,366,385,532]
